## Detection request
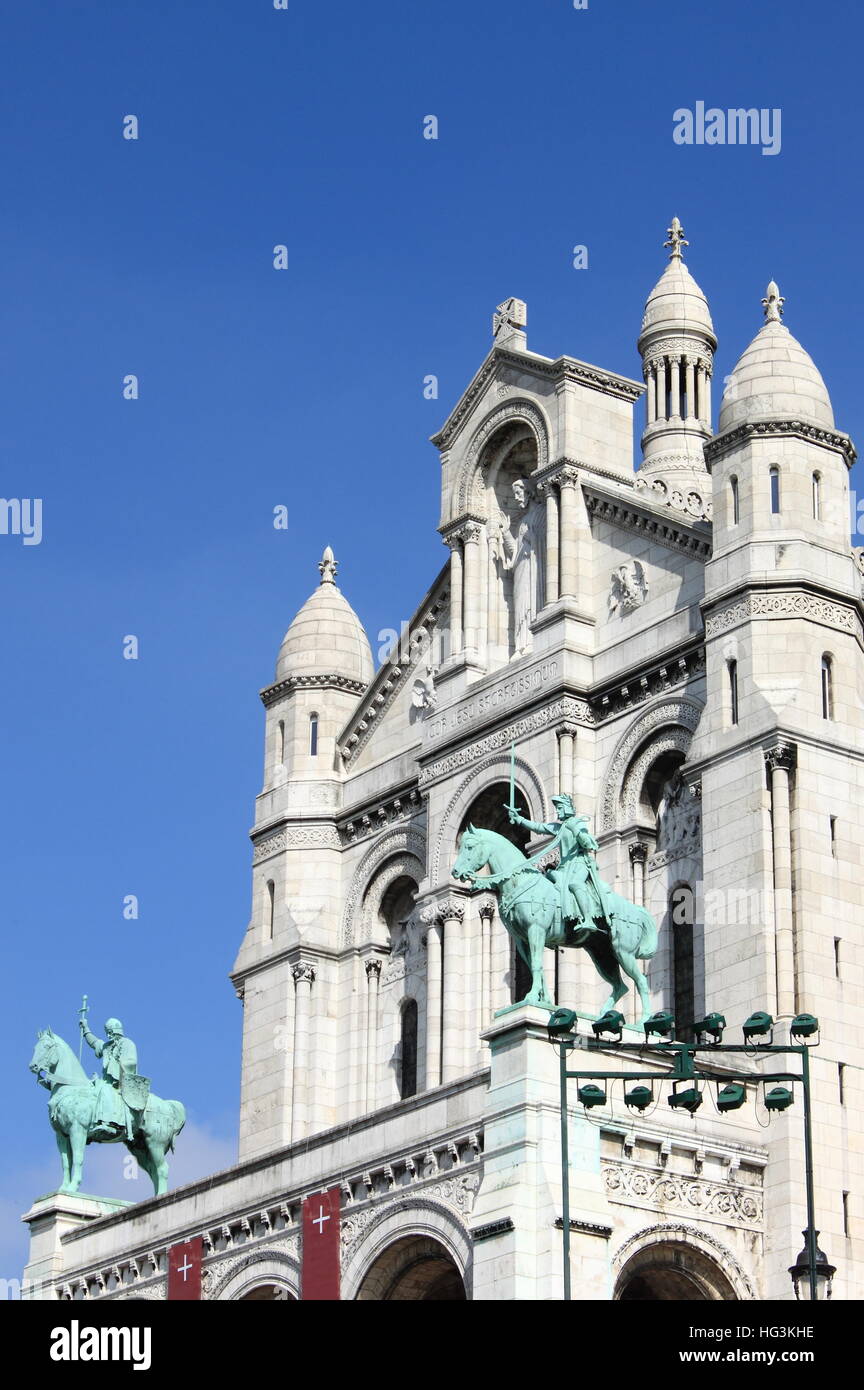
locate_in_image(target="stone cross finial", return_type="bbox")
[493,297,527,344]
[664,216,688,260]
[318,545,338,585]
[761,280,785,323]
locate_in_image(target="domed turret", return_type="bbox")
[718,282,834,433]
[636,219,717,506]
[276,546,374,686]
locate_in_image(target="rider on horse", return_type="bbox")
[507,794,615,936]
[80,1017,142,1141]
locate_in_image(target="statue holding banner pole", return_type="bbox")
[452,743,659,1017]
[28,1003,186,1196]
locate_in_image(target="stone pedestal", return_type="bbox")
[469,1006,613,1301]
[21,1191,131,1300]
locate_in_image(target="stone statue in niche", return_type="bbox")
[493,478,545,657]
[609,560,648,615]
[656,770,701,854]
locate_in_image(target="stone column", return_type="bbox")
[447,536,463,656]
[478,525,489,663]
[645,366,656,424]
[669,354,681,417]
[558,469,579,600]
[541,482,560,606]
[656,361,666,420]
[440,901,465,1082]
[479,900,495,1039]
[766,744,797,1016]
[487,534,500,650]
[685,358,696,420]
[556,723,577,798]
[364,958,382,1112]
[462,523,482,658]
[629,842,648,907]
[291,962,315,1138]
[423,910,443,1090]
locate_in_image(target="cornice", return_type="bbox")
[260,673,367,708]
[431,347,644,451]
[704,418,857,468]
[584,485,712,561]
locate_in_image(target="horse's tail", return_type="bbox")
[166,1101,186,1153]
[637,909,658,961]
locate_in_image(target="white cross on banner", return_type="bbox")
[301,1187,341,1300]
[168,1238,203,1300]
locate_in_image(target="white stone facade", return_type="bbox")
[23,225,863,1302]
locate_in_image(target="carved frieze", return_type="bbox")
[705,590,858,639]
[603,1164,762,1226]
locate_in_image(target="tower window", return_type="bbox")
[769,467,780,514]
[812,472,822,520]
[839,1063,845,1106]
[728,660,739,726]
[277,719,285,764]
[730,475,740,525]
[309,712,319,756]
[821,656,834,720]
[843,1192,850,1238]
[266,879,275,941]
[830,818,837,859]
[399,999,418,1099]
[834,936,841,978]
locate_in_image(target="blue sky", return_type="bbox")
[3,0,863,1282]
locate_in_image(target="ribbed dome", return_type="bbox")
[640,258,715,342]
[275,547,374,686]
[719,285,833,433]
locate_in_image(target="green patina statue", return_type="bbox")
[29,1008,186,1197]
[451,763,658,1018]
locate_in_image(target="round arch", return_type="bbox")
[453,399,551,517]
[210,1251,301,1302]
[600,700,703,832]
[431,752,547,884]
[341,828,427,946]
[358,853,424,945]
[612,1223,755,1302]
[341,1199,472,1301]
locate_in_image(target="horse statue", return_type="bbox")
[452,813,658,1019]
[29,1028,186,1196]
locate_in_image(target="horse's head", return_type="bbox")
[452,825,488,882]
[29,1027,57,1079]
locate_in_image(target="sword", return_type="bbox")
[77,994,88,1061]
[508,741,516,817]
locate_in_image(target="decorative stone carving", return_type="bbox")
[705,590,857,638]
[655,771,702,857]
[705,418,856,466]
[609,561,648,615]
[585,491,712,559]
[492,297,527,345]
[421,695,592,791]
[764,741,797,774]
[602,1164,762,1225]
[341,830,427,947]
[253,823,341,863]
[292,963,316,986]
[611,1222,758,1302]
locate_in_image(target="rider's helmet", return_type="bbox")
[105,1018,124,1037]
[551,794,576,816]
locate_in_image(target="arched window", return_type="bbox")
[812,472,821,520]
[670,885,695,1040]
[309,712,318,756]
[769,467,780,514]
[728,660,739,726]
[821,655,834,720]
[266,880,275,940]
[730,475,739,526]
[399,999,418,1099]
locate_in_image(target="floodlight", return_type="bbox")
[668,1083,702,1114]
[547,1008,578,1038]
[644,1011,675,1040]
[790,1013,819,1041]
[695,1012,726,1043]
[743,1011,774,1042]
[765,1086,794,1113]
[717,1082,746,1113]
[624,1085,652,1112]
[592,1010,625,1040]
[577,1084,606,1109]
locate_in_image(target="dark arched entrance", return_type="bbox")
[616,1241,738,1301]
[356,1235,467,1301]
[458,781,533,1001]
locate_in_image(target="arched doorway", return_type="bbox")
[238,1283,297,1301]
[615,1240,738,1301]
[355,1235,467,1301]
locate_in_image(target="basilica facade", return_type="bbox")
[24,222,862,1301]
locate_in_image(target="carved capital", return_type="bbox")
[437,900,465,924]
[478,900,496,922]
[292,962,316,986]
[365,958,383,980]
[556,721,579,741]
[764,741,797,775]
[628,842,649,865]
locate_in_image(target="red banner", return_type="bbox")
[168,1237,203,1301]
[301,1187,341,1300]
